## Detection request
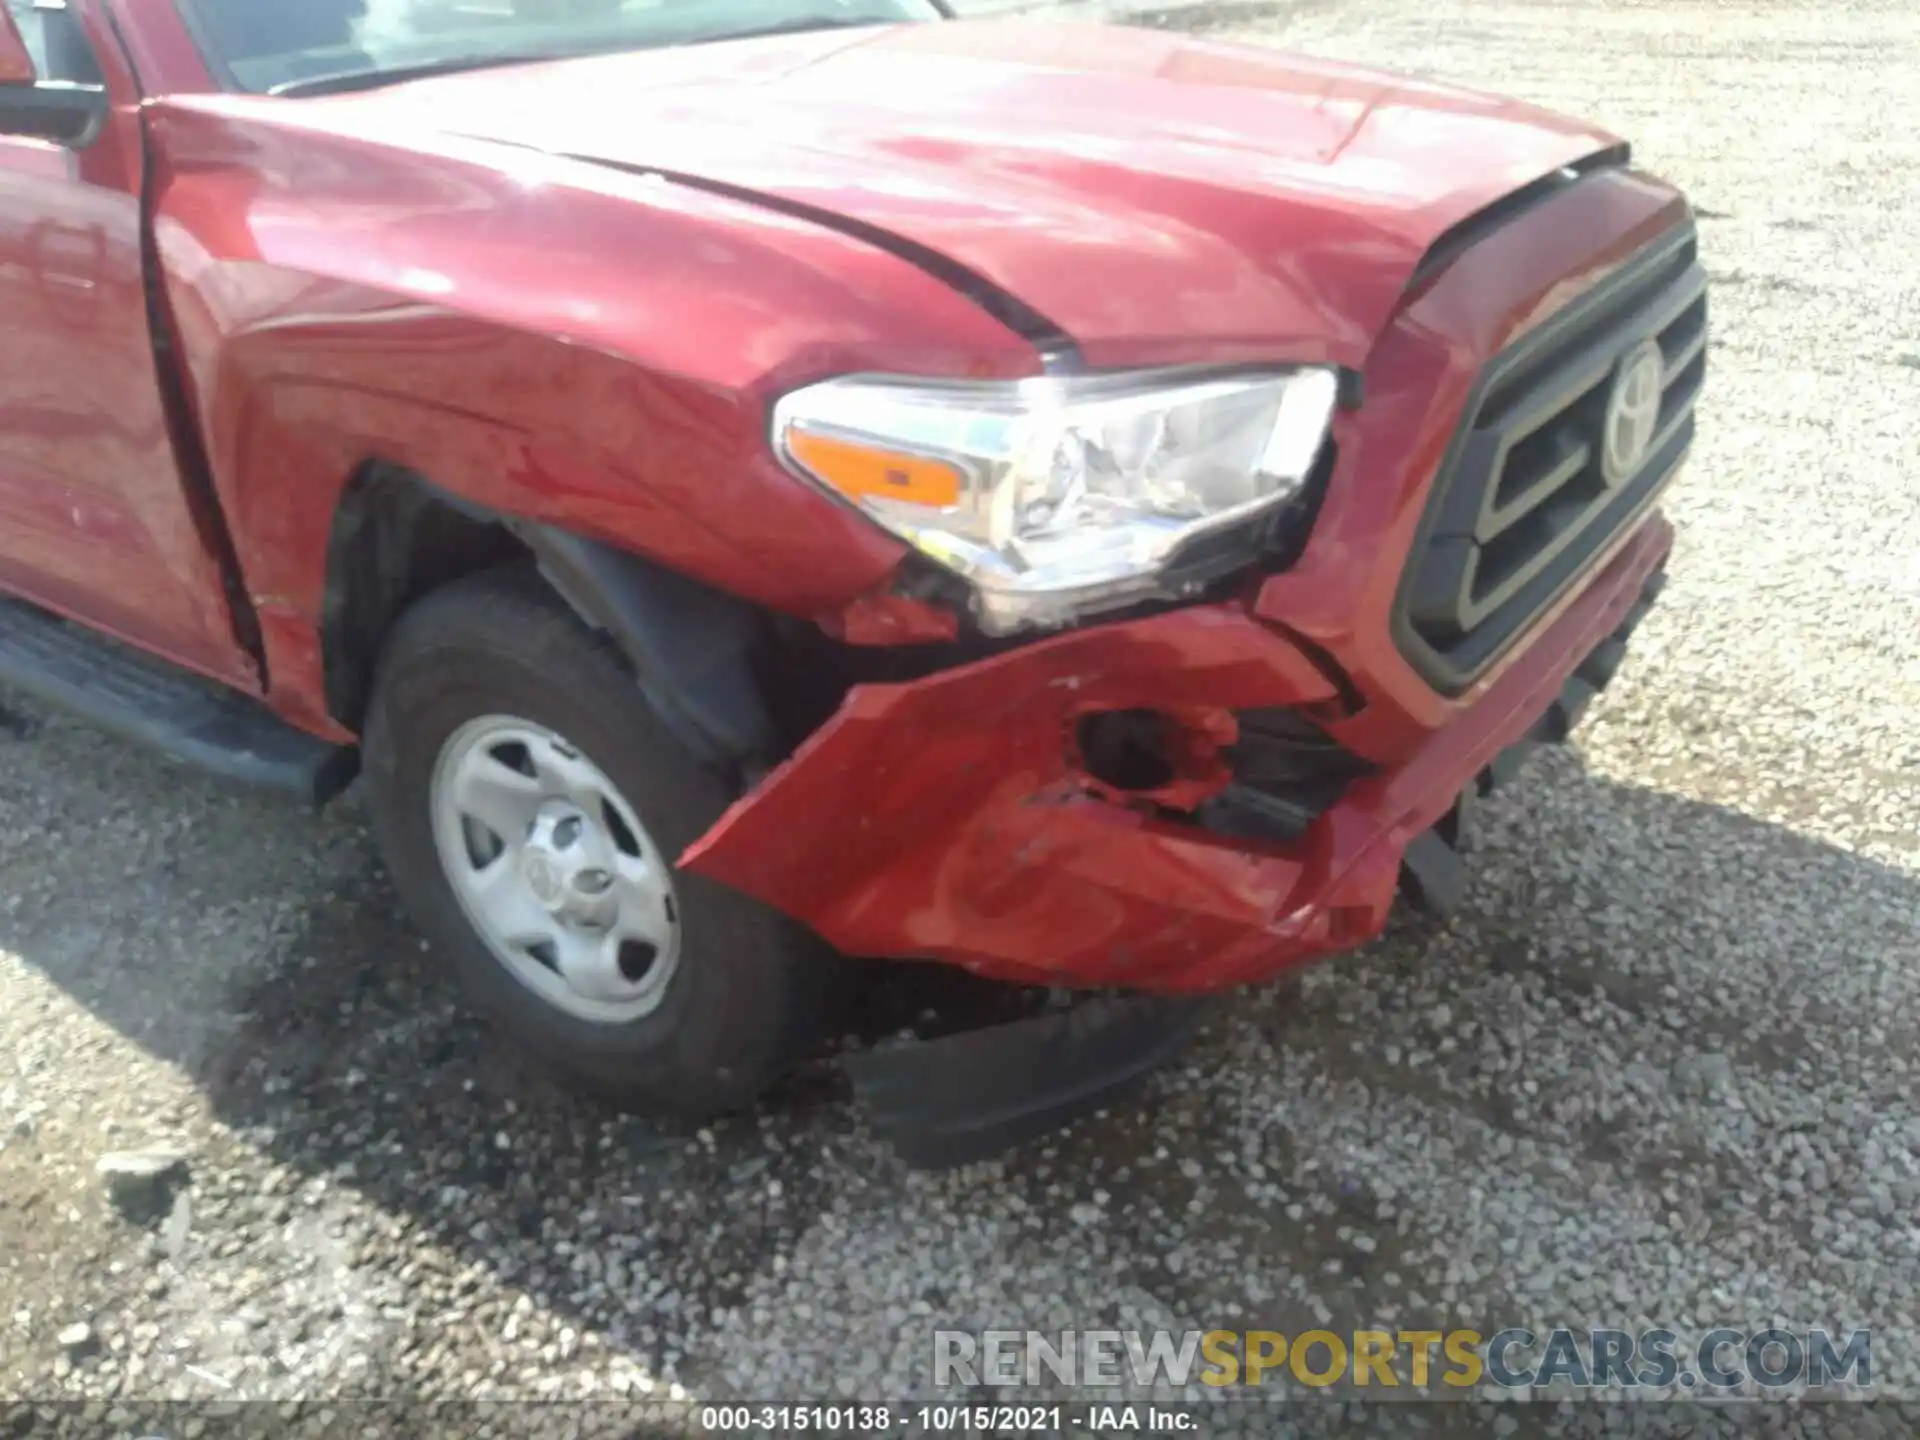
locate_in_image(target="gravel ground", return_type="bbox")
[3,0,1918,1430]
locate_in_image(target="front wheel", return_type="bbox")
[361,569,826,1116]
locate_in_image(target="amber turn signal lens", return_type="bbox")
[785,430,963,510]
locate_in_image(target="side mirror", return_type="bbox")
[0,5,108,148]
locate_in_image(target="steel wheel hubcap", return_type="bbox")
[429,716,681,1024]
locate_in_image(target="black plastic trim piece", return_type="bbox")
[1197,782,1327,845]
[0,596,357,803]
[0,81,108,148]
[845,995,1215,1169]
[513,524,779,778]
[1401,562,1667,911]
[1400,830,1467,913]
[1195,704,1375,844]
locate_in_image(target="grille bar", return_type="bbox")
[1393,226,1707,694]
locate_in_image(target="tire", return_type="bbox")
[361,567,826,1117]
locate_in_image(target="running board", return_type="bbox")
[0,598,357,804]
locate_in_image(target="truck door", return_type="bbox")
[0,0,255,687]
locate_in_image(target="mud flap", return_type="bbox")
[844,996,1217,1169]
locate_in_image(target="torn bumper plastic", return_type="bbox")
[683,516,1674,993]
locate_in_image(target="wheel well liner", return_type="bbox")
[321,467,778,779]
[516,524,779,779]
[321,467,526,731]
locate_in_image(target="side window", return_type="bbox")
[2,0,104,86]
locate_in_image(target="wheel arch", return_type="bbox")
[321,465,780,784]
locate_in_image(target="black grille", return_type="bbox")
[1394,227,1707,694]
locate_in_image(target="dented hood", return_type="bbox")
[322,20,1623,366]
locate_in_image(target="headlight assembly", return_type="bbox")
[772,367,1339,634]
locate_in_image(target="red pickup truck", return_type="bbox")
[0,0,1701,1160]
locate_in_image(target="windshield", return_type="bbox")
[179,0,942,95]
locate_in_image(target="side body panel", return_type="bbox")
[0,0,250,682]
[143,107,1041,734]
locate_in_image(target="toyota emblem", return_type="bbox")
[1602,339,1666,486]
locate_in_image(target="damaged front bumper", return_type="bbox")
[682,515,1674,994]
